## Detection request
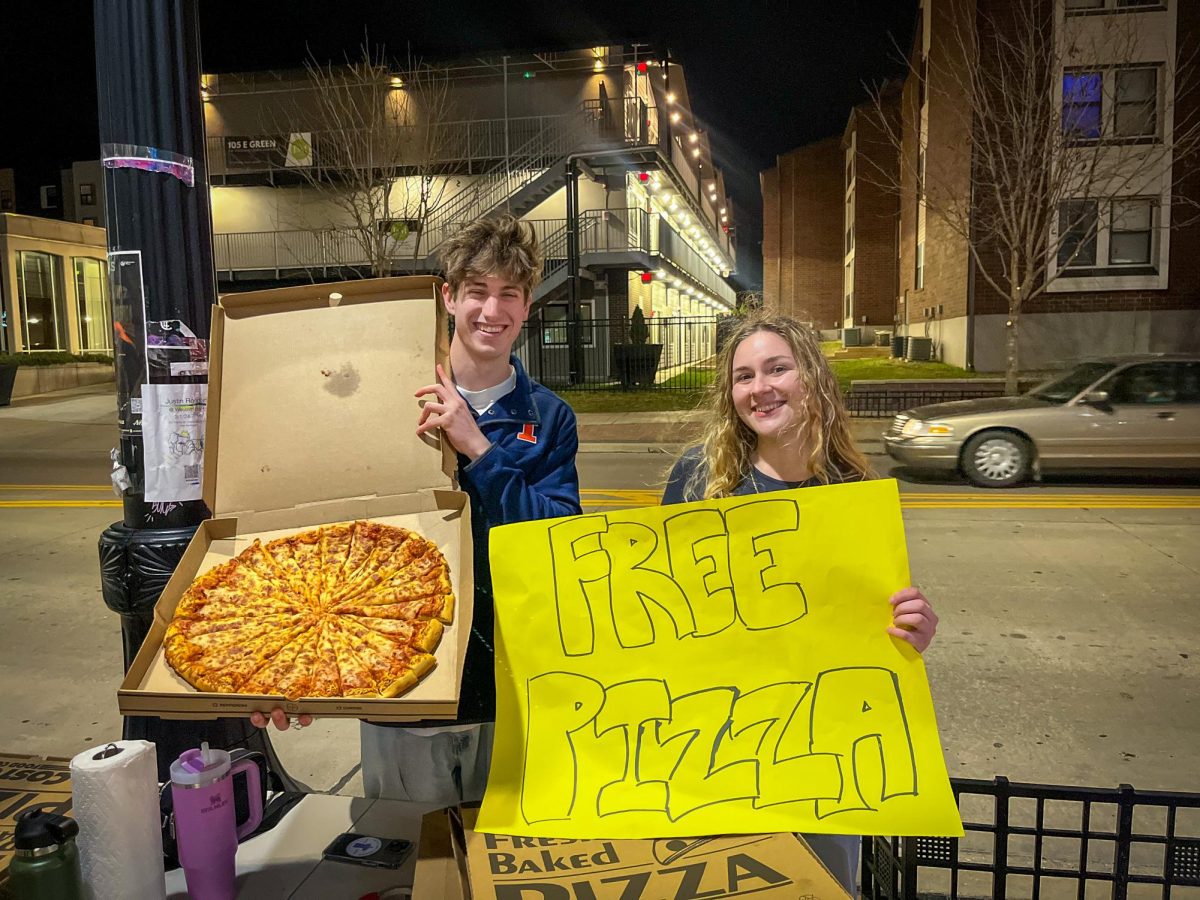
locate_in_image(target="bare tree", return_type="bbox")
[869,0,1200,393]
[273,44,464,277]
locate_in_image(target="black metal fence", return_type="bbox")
[517,315,721,392]
[863,777,1200,900]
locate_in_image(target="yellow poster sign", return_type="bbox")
[477,479,963,839]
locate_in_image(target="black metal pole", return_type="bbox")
[565,158,584,385]
[93,0,286,783]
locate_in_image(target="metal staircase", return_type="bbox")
[420,103,606,260]
[530,215,598,305]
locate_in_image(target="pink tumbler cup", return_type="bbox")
[169,742,263,900]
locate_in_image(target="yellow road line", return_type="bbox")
[0,484,112,491]
[580,489,1200,511]
[0,500,122,508]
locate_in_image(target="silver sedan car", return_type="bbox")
[883,355,1200,487]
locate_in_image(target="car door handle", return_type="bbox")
[1156,411,1175,419]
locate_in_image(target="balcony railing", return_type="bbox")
[212,208,734,305]
[206,112,591,178]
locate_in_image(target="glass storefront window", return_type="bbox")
[16,251,67,351]
[74,257,112,351]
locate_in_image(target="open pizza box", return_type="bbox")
[118,275,474,721]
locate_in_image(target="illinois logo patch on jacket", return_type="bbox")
[517,423,538,444]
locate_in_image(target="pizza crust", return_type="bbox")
[163,521,455,700]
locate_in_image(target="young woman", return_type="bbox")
[662,312,938,895]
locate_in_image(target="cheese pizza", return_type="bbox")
[164,521,454,700]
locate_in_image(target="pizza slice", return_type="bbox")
[327,527,427,605]
[236,539,311,609]
[326,621,385,698]
[331,552,454,623]
[352,614,444,654]
[264,530,324,610]
[336,616,437,699]
[317,522,357,598]
[239,628,319,699]
[175,555,298,619]
[169,620,316,693]
[166,611,307,645]
[309,619,343,697]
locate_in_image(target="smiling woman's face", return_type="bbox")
[729,330,805,442]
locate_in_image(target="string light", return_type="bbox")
[670,111,681,123]
[689,133,699,144]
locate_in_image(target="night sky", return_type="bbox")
[0,0,914,289]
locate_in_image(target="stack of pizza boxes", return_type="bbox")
[118,276,474,722]
[410,808,854,900]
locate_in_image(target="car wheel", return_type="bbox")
[961,430,1032,488]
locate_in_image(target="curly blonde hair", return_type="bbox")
[687,313,872,500]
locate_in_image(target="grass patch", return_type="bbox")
[828,358,984,392]
[554,360,985,413]
[560,388,706,413]
[820,340,842,356]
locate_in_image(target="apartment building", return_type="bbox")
[200,46,738,384]
[765,0,1200,369]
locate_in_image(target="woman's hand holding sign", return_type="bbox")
[887,587,939,653]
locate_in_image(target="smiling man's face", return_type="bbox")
[443,273,531,364]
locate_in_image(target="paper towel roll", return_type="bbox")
[70,739,166,900]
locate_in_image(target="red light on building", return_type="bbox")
[636,61,648,73]
[640,272,653,283]
[638,172,650,183]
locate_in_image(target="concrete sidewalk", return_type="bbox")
[2,383,890,456]
[576,409,890,454]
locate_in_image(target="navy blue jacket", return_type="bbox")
[398,356,581,726]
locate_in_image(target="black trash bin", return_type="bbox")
[891,335,906,359]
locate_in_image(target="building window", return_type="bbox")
[1058,200,1099,267]
[1063,71,1103,139]
[74,258,112,351]
[1108,198,1153,265]
[541,303,594,347]
[1066,0,1165,12]
[1063,67,1160,141]
[16,251,68,351]
[915,241,925,290]
[844,259,854,320]
[79,183,96,206]
[1057,197,1157,273]
[1114,68,1158,138]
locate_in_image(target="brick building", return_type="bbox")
[766,0,1200,369]
[760,137,843,326]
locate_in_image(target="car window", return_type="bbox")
[1029,362,1115,403]
[1105,363,1179,404]
[1178,363,1200,404]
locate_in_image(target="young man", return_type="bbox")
[256,216,581,804]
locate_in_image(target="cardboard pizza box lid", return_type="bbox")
[204,276,454,521]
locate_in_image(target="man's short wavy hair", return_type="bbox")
[440,215,543,300]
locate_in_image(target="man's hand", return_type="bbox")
[886,587,939,654]
[415,364,492,461]
[250,709,313,731]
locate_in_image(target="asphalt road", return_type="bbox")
[1,386,1198,805]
